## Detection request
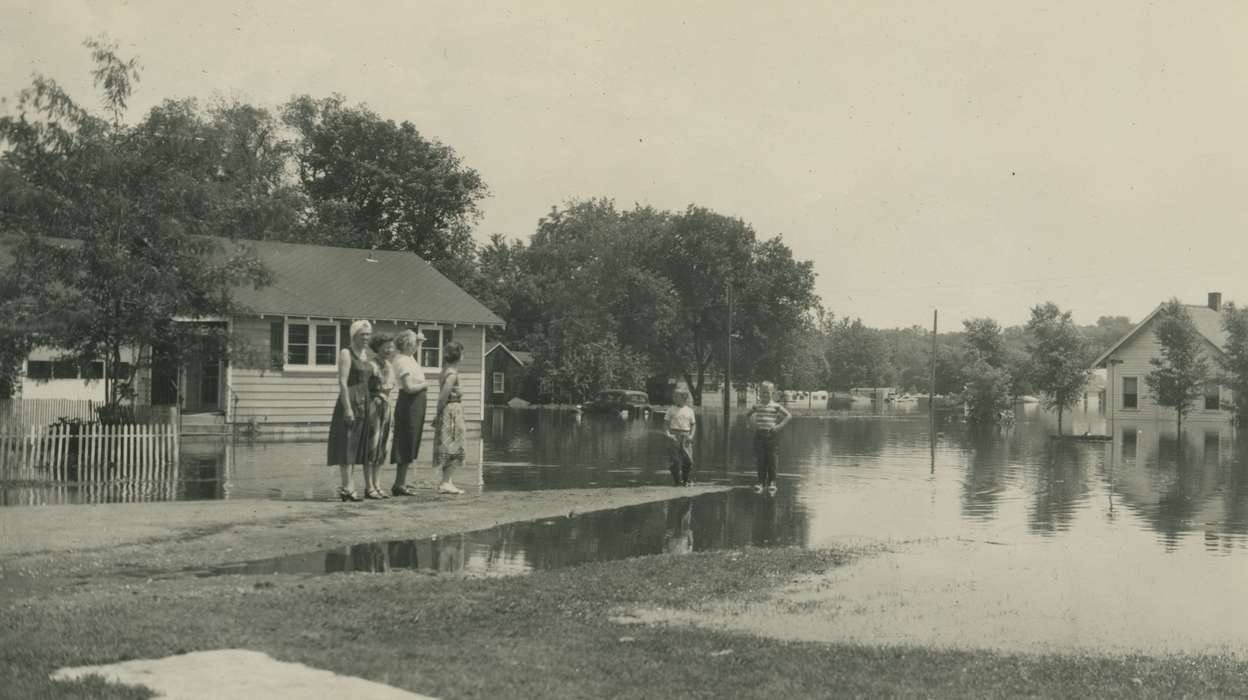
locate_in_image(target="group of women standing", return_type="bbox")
[327,320,467,502]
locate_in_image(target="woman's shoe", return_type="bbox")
[391,484,419,496]
[338,488,362,502]
[365,488,386,500]
[437,482,465,495]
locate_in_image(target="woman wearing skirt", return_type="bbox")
[432,340,466,495]
[327,320,379,502]
[389,329,428,496]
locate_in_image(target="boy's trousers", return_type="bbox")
[754,430,778,484]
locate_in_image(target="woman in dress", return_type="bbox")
[389,329,428,496]
[327,320,378,502]
[364,333,398,499]
[432,340,467,495]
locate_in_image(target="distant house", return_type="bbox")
[1091,292,1232,430]
[9,237,506,437]
[484,342,535,406]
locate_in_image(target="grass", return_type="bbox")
[4,546,1247,699]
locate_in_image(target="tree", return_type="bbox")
[960,317,1013,424]
[1144,299,1210,435]
[0,37,272,405]
[825,318,891,390]
[1025,302,1092,435]
[1219,302,1248,426]
[281,94,488,263]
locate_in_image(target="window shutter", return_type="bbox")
[269,321,284,370]
[340,321,351,349]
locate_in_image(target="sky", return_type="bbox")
[2,0,1246,329]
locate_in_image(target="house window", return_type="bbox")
[26,360,52,380]
[493,371,505,394]
[52,359,78,379]
[82,361,105,380]
[286,321,339,370]
[1204,382,1220,410]
[420,327,442,368]
[1122,377,1138,409]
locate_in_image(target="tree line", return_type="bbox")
[0,38,817,405]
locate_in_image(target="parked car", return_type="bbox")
[584,389,651,416]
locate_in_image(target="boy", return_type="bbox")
[746,381,791,494]
[665,387,696,486]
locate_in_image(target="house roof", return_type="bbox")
[485,341,529,366]
[1091,304,1228,368]
[230,239,504,326]
[0,235,505,327]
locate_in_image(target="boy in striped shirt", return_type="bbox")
[746,381,791,494]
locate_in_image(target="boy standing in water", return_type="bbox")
[747,381,791,494]
[665,387,696,486]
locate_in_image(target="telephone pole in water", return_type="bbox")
[723,280,733,464]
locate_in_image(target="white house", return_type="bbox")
[1091,292,1232,432]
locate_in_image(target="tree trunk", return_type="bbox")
[1057,407,1063,436]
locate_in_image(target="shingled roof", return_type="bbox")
[1091,303,1228,368]
[0,235,505,327]
[229,239,504,326]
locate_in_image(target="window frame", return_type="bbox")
[1121,376,1138,410]
[493,371,505,394]
[418,325,443,370]
[284,319,341,372]
[1204,382,1221,411]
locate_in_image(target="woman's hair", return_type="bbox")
[395,329,419,354]
[369,332,394,355]
[444,340,464,364]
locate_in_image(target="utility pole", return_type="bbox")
[723,280,732,464]
[930,309,938,473]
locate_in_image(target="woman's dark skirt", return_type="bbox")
[391,390,428,464]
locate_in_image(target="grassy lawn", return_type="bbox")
[4,546,1246,699]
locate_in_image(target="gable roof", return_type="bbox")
[0,235,505,327]
[485,341,528,366]
[1091,304,1228,368]
[230,239,504,326]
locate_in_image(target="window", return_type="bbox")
[493,371,505,394]
[52,359,78,379]
[82,361,105,380]
[286,321,339,370]
[115,362,132,380]
[420,327,442,368]
[1122,377,1138,409]
[26,360,52,380]
[1204,382,1221,410]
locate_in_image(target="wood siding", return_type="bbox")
[229,317,486,426]
[1104,318,1232,425]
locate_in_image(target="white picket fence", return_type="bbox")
[0,422,179,483]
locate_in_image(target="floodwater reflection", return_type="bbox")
[203,490,805,577]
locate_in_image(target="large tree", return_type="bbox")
[0,37,272,405]
[825,318,892,390]
[1219,302,1248,426]
[1145,299,1210,435]
[960,317,1012,424]
[1025,302,1091,435]
[281,94,488,263]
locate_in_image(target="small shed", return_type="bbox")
[484,342,535,406]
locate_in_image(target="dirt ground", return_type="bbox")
[0,485,731,597]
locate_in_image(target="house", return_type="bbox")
[484,342,535,406]
[9,237,505,438]
[1091,292,1232,433]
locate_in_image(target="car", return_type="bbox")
[584,389,651,416]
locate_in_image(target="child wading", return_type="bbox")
[746,381,791,494]
[665,387,696,486]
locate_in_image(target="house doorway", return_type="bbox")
[183,346,225,415]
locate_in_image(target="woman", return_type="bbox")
[432,340,467,494]
[389,329,428,496]
[327,320,378,502]
[364,333,398,499]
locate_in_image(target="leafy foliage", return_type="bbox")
[1144,299,1210,433]
[1219,302,1248,426]
[1025,302,1092,435]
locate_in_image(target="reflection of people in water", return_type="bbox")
[664,498,694,554]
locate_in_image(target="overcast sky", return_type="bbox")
[2,1,1245,328]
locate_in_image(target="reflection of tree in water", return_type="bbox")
[959,427,1011,520]
[1217,441,1248,549]
[1107,424,1240,551]
[1027,439,1093,535]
